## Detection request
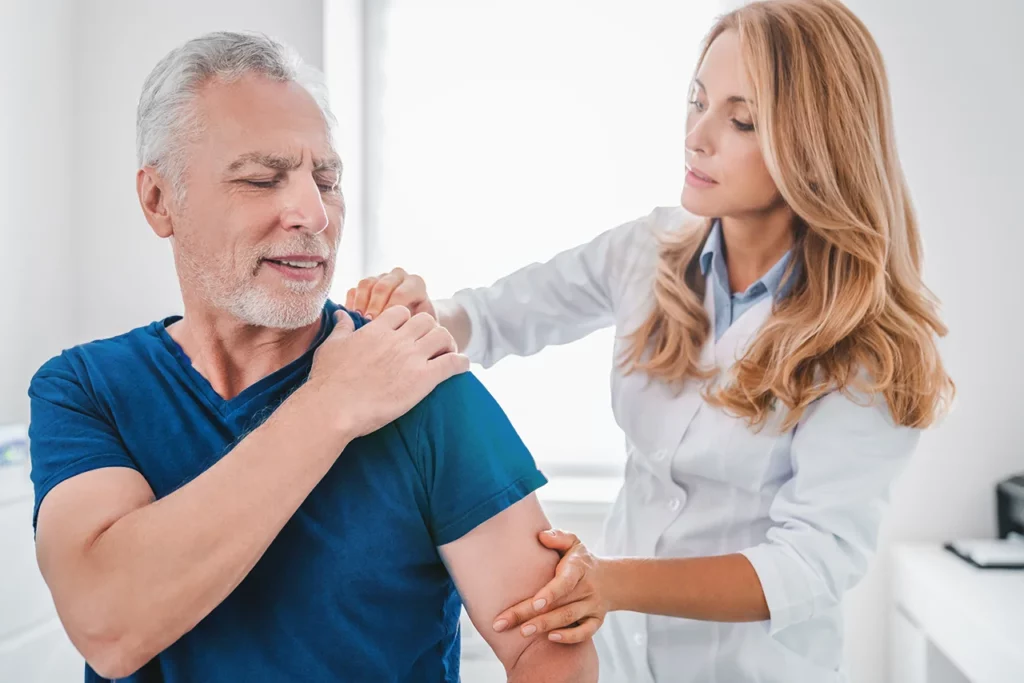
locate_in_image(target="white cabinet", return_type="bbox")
[0,457,83,682]
[889,544,1024,683]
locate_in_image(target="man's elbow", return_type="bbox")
[74,631,148,679]
[84,645,144,681]
[507,637,599,683]
[61,600,151,679]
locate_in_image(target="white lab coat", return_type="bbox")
[446,206,919,683]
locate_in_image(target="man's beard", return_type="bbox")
[175,232,337,330]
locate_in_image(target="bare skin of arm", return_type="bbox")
[440,495,598,683]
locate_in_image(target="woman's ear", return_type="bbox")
[137,167,174,239]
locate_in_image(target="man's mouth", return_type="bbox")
[264,258,321,269]
[260,255,327,282]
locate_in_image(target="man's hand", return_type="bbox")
[305,306,469,439]
[346,268,435,320]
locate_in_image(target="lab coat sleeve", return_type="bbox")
[441,209,665,368]
[739,389,920,634]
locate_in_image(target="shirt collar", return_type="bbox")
[699,219,795,299]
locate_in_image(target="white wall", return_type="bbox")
[71,0,326,344]
[0,0,76,425]
[836,1,1024,681]
[1,4,82,679]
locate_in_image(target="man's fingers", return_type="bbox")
[374,305,412,330]
[333,310,356,337]
[548,616,603,644]
[427,352,470,384]
[417,327,456,360]
[400,311,439,341]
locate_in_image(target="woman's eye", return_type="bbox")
[732,119,755,132]
[688,98,706,112]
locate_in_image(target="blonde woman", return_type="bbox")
[346,0,953,680]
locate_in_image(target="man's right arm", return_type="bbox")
[34,307,467,679]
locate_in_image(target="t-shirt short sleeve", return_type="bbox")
[412,372,547,546]
[28,352,139,529]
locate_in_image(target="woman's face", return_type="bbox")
[681,30,782,218]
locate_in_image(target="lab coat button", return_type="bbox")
[668,497,681,512]
[634,633,645,646]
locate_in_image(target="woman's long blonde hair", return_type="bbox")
[622,0,953,430]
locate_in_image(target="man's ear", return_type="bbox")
[137,167,175,239]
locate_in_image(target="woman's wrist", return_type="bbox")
[599,557,634,613]
[434,297,473,353]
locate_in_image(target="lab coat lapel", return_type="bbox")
[714,295,772,370]
[663,277,717,437]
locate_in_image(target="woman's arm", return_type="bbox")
[495,388,920,641]
[348,209,663,368]
[602,554,768,622]
[493,533,767,644]
[438,215,649,368]
[598,557,770,626]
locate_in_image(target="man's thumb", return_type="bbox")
[333,310,356,337]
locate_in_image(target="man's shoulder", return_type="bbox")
[30,319,166,389]
[416,372,496,422]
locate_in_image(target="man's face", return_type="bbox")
[170,74,344,329]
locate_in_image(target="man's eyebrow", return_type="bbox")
[313,156,342,173]
[225,152,342,174]
[226,152,302,173]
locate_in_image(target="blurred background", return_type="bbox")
[1,1,1022,681]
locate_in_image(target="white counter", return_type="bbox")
[890,543,1024,683]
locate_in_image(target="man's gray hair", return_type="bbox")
[136,31,336,199]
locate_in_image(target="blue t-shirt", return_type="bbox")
[27,302,547,683]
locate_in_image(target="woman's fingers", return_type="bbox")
[364,268,408,318]
[530,537,586,611]
[350,275,381,316]
[491,558,585,633]
[538,529,579,552]
[547,616,603,644]
[492,594,538,633]
[519,601,587,637]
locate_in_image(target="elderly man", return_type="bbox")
[27,32,597,683]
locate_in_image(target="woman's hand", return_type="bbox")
[345,268,435,320]
[492,529,611,644]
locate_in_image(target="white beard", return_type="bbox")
[174,233,336,330]
[223,278,327,330]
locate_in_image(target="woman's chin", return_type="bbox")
[680,189,717,218]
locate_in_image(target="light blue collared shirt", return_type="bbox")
[699,220,794,341]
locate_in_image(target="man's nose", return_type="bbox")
[280,174,329,235]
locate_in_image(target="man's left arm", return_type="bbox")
[439,493,598,682]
